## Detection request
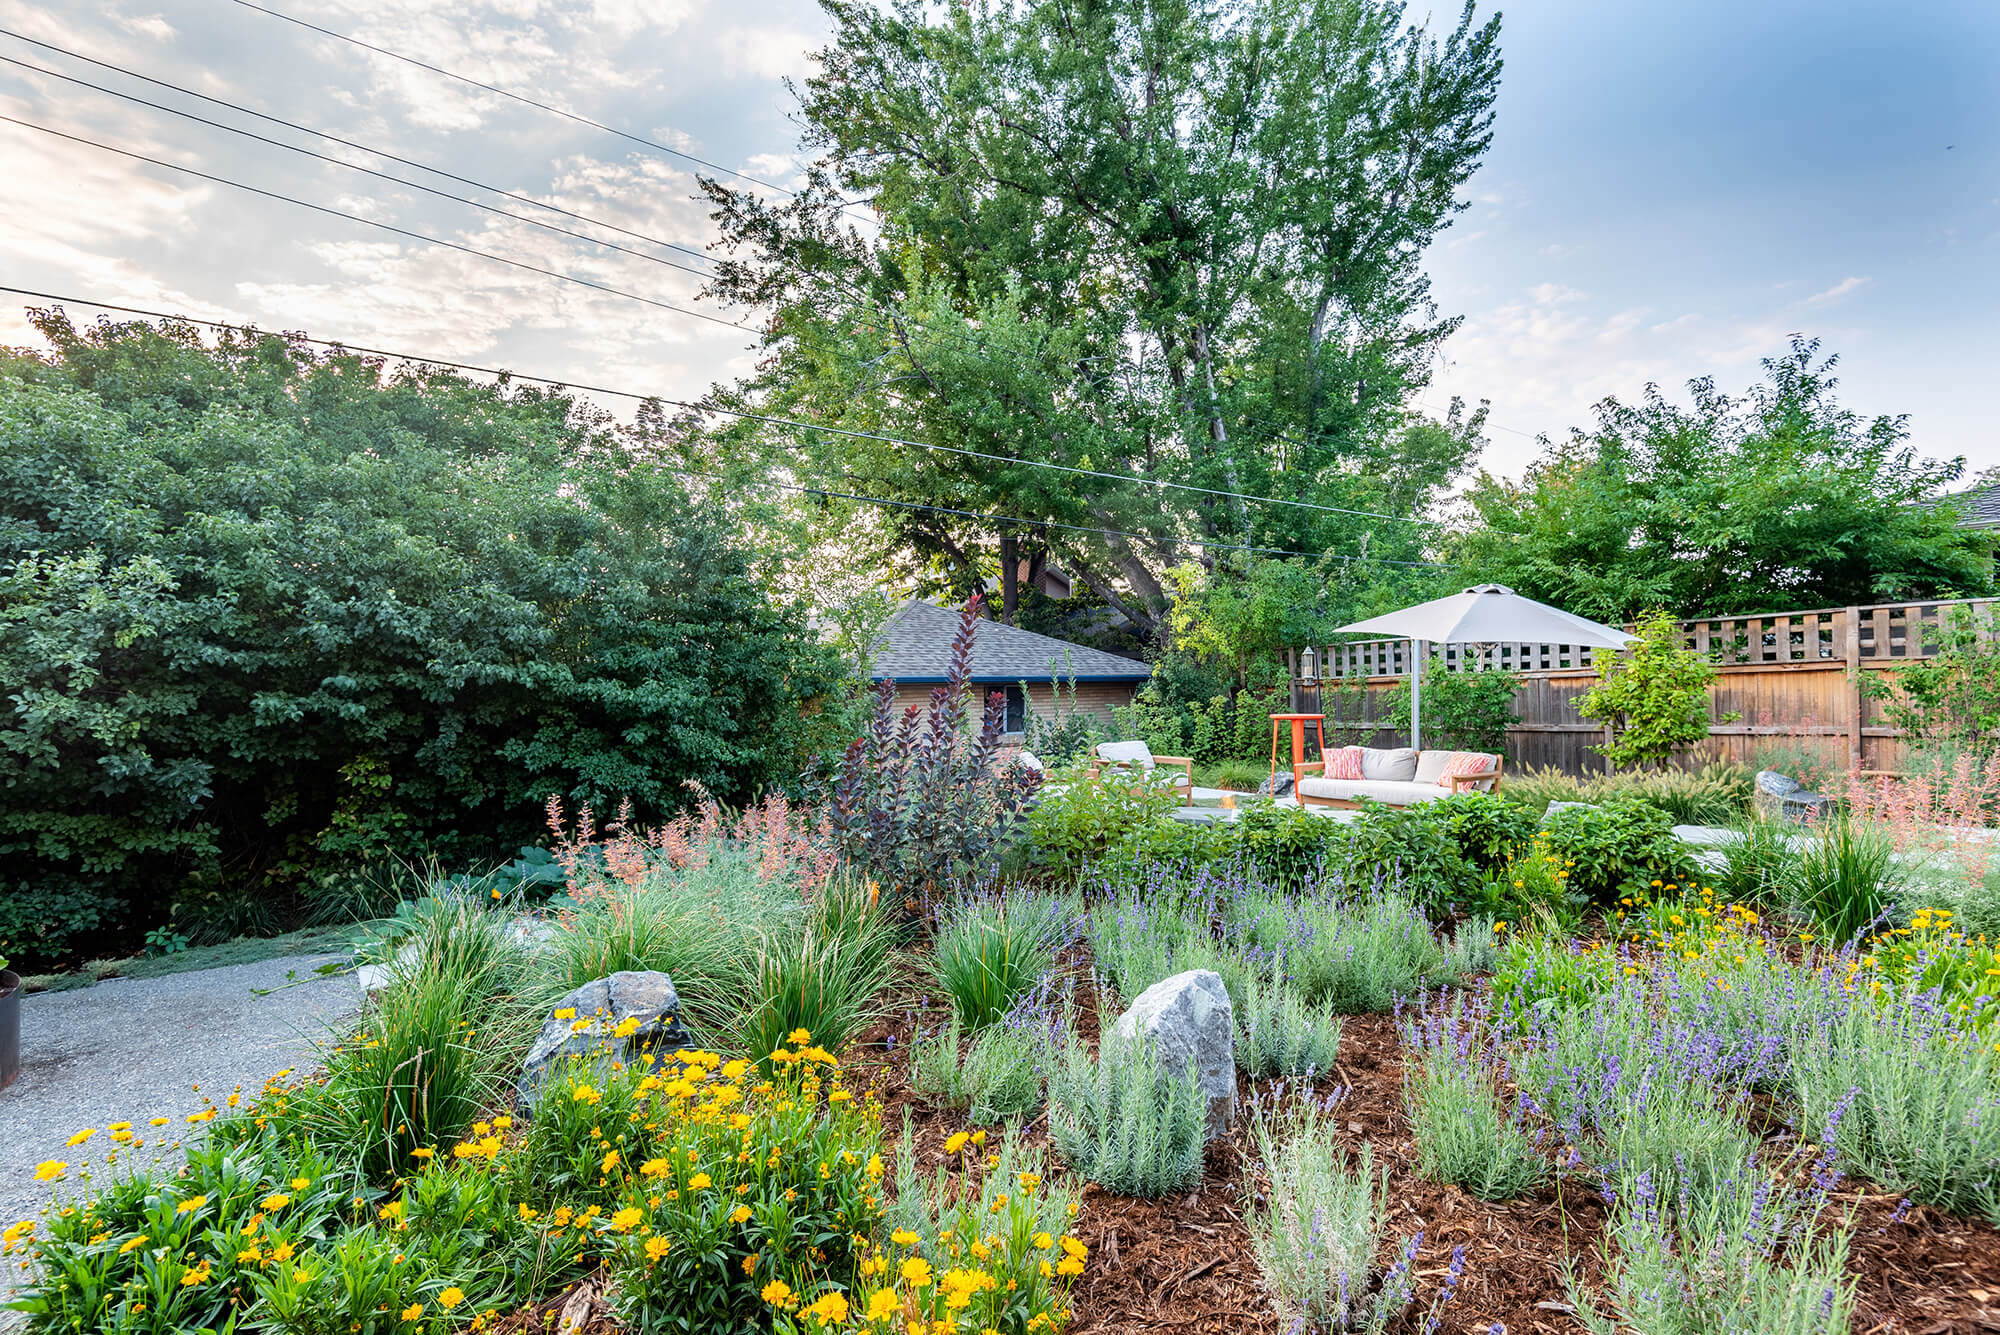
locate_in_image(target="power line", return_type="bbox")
[0,26,718,269]
[0,52,715,283]
[0,286,1459,571]
[226,0,876,225]
[0,113,751,335]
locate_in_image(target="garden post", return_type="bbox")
[1844,606,1862,771]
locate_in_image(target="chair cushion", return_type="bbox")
[1359,746,1420,782]
[1297,777,1450,806]
[1327,746,1365,780]
[1096,740,1155,769]
[1444,751,1497,777]
[1412,750,1453,784]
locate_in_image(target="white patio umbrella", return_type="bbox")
[1331,584,1637,749]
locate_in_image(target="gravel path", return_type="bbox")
[0,955,362,1236]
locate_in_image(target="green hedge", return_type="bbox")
[0,317,851,964]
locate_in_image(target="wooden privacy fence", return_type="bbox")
[1285,598,1996,778]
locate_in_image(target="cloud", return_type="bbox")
[1804,275,1869,306]
[713,26,820,81]
[115,13,177,41]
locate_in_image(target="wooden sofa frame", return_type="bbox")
[1089,751,1197,806]
[1291,754,1505,810]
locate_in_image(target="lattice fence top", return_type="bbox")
[1304,597,1996,680]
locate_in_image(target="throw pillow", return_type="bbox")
[1327,746,1365,780]
[1443,751,1497,783]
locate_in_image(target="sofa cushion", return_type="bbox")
[1096,740,1155,769]
[1296,777,1450,806]
[1359,746,1419,782]
[1327,746,1365,780]
[1412,750,1453,784]
[1444,750,1497,778]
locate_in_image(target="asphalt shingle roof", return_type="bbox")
[1947,480,2000,528]
[868,600,1152,682]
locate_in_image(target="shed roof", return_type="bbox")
[869,600,1152,683]
[1944,479,2000,529]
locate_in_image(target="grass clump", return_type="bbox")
[933,888,1071,1028]
[733,881,899,1066]
[1400,1001,1544,1201]
[1234,974,1343,1079]
[1047,1030,1205,1197]
[1785,814,1901,941]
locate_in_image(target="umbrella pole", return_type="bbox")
[1411,638,1424,751]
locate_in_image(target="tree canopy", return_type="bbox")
[1452,338,1994,622]
[0,313,848,963]
[698,0,1503,639]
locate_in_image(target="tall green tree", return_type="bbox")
[1454,338,1993,621]
[700,0,1502,637]
[0,313,849,964]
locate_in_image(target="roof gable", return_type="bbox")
[869,601,1151,682]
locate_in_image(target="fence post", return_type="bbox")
[1843,607,1862,772]
[1287,649,1300,713]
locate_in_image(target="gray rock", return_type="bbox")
[1257,772,1295,797]
[1781,790,1836,824]
[515,971,690,1110]
[1111,969,1235,1141]
[1756,769,1803,798]
[501,916,560,952]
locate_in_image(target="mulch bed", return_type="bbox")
[844,948,2000,1335]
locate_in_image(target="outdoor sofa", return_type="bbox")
[1090,740,1195,805]
[1294,746,1502,809]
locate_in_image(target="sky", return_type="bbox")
[1,0,1995,487]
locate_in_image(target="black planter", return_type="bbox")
[0,969,19,1092]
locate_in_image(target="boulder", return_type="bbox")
[1540,800,1599,824]
[1781,790,1837,824]
[1756,769,1803,799]
[1111,969,1235,1141]
[515,971,690,1110]
[1257,772,1295,798]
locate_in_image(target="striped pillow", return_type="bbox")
[1327,746,1365,780]
[1443,751,1497,782]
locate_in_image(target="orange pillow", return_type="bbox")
[1327,746,1365,780]
[1443,751,1496,779]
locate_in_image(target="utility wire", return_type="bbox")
[0,26,718,269]
[0,53,715,282]
[225,0,876,225]
[0,286,1460,571]
[0,113,752,334]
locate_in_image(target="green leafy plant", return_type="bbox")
[733,887,900,1067]
[1539,798,1698,901]
[1578,609,1738,769]
[1380,664,1520,751]
[1785,814,1901,941]
[1865,604,2000,763]
[1024,771,1183,874]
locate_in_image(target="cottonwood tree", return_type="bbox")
[699,0,1502,637]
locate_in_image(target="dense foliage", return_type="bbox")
[701,0,1500,634]
[1455,338,1994,622]
[1577,610,1736,769]
[0,315,849,965]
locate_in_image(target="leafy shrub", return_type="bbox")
[1234,974,1343,1078]
[1400,1002,1544,1200]
[1578,609,1738,768]
[867,1124,1085,1333]
[0,320,850,966]
[1488,925,1622,1022]
[1047,1030,1205,1197]
[1431,792,1538,871]
[1243,1102,1426,1335]
[1024,774,1182,874]
[1468,832,1585,930]
[1379,665,1520,751]
[1539,798,1696,901]
[828,598,1043,899]
[933,890,1072,1028]
[1325,804,1477,913]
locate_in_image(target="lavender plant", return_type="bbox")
[1046,1028,1205,1197]
[1234,973,1344,1079]
[1242,1097,1440,1334]
[827,596,1043,899]
[1400,998,1545,1201]
[1568,1166,1856,1335]
[1286,888,1453,1014]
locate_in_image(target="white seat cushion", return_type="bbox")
[1359,747,1420,782]
[1296,777,1449,805]
[1096,740,1156,769]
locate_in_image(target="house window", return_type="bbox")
[1003,685,1027,734]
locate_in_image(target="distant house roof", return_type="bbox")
[869,600,1152,683]
[1943,479,2000,529]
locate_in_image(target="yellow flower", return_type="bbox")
[261,1194,291,1211]
[689,1173,712,1190]
[640,1158,671,1179]
[613,1017,642,1039]
[572,1084,602,1105]
[66,1129,96,1147]
[118,1234,148,1255]
[553,1008,577,1021]
[805,1291,851,1323]
[1033,1232,1054,1250]
[901,1257,934,1287]
[761,1279,795,1306]
[271,1241,295,1263]
[439,1286,464,1309]
[731,1205,753,1224]
[892,1229,922,1246]
[400,1302,424,1321]
[609,1207,644,1232]
[788,1028,813,1045]
[32,1161,67,1182]
[866,1289,900,1320]
[1056,1256,1084,1276]
[645,1235,672,1262]
[944,1132,969,1154]
[176,1195,208,1214]
[290,1177,312,1191]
